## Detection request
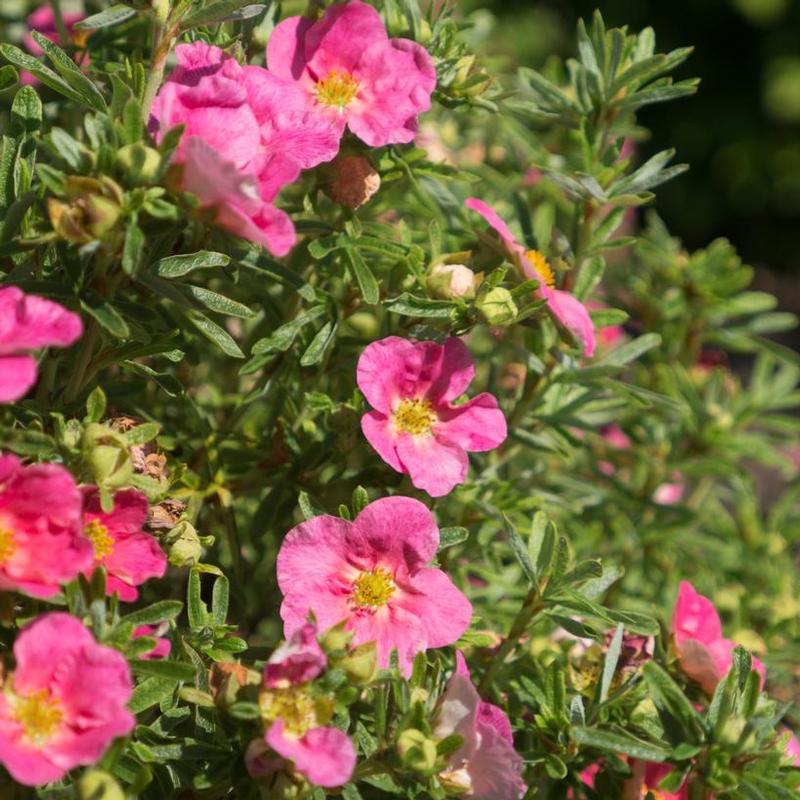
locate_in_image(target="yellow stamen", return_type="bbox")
[0,519,17,564]
[315,70,359,109]
[392,398,436,436]
[526,250,556,289]
[259,686,332,737]
[85,518,114,559]
[13,688,63,745]
[352,568,395,608]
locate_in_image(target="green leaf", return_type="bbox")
[181,1,266,29]
[385,293,454,319]
[124,423,160,446]
[131,660,197,682]
[572,726,670,761]
[10,86,42,138]
[187,568,207,630]
[438,527,469,551]
[600,333,661,366]
[121,601,183,627]
[503,514,535,585]
[299,321,336,367]
[129,677,176,713]
[0,45,86,107]
[76,5,138,29]
[81,291,130,339]
[641,662,704,741]
[344,246,380,305]
[186,310,244,358]
[153,251,230,278]
[599,623,623,703]
[179,285,255,319]
[122,218,145,276]
[0,66,18,91]
[85,386,107,423]
[211,575,229,625]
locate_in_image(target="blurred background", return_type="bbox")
[464,0,800,350]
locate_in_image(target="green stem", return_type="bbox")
[48,0,70,46]
[141,22,172,120]
[63,320,100,404]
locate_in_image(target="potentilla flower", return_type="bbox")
[672,581,766,695]
[277,496,472,676]
[81,487,167,602]
[266,0,436,147]
[0,454,92,598]
[357,336,507,497]
[132,625,171,660]
[0,286,82,403]
[258,623,356,788]
[433,652,526,800]
[149,43,297,256]
[0,613,134,786]
[465,198,596,357]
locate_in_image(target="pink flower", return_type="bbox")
[22,5,88,86]
[0,613,134,786]
[672,581,766,695]
[132,625,171,660]
[264,623,327,689]
[150,43,296,256]
[433,652,526,800]
[357,336,507,497]
[0,454,92,598]
[783,729,800,766]
[0,287,82,403]
[466,198,596,357]
[81,487,167,602]
[277,496,472,676]
[653,478,685,506]
[266,0,436,147]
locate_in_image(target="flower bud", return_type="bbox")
[164,519,203,566]
[439,767,473,795]
[340,641,378,685]
[77,769,126,800]
[82,423,134,492]
[428,262,477,300]
[48,176,123,243]
[398,728,438,773]
[118,143,161,184]
[320,620,354,654]
[476,287,518,326]
[324,154,381,209]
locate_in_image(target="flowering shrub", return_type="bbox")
[0,2,798,798]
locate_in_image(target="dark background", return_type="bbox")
[464,0,800,345]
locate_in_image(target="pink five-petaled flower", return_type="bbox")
[0,454,93,598]
[258,623,356,788]
[433,652,526,800]
[267,0,436,147]
[0,613,134,786]
[672,581,766,695]
[277,496,472,677]
[357,336,507,497]
[465,198,596,358]
[0,286,82,403]
[149,43,296,256]
[81,487,167,602]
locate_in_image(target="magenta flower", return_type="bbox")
[81,487,167,602]
[0,454,92,598]
[150,43,296,256]
[0,287,82,403]
[357,336,507,497]
[466,198,596,357]
[277,496,472,676]
[264,623,327,689]
[672,581,766,695]
[0,613,134,786]
[266,0,436,147]
[433,652,526,800]
[132,625,171,660]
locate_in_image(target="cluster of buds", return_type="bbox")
[47,176,123,244]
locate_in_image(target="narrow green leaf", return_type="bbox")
[344,246,380,305]
[186,310,245,358]
[438,527,469,551]
[573,726,670,761]
[153,251,230,278]
[299,321,336,367]
[211,575,229,625]
[76,5,138,29]
[503,514,535,585]
[131,660,197,681]
[599,623,623,703]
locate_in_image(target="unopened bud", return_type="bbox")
[428,262,477,300]
[476,287,517,326]
[164,519,202,566]
[398,728,438,773]
[77,769,125,800]
[320,620,353,654]
[48,176,123,243]
[341,641,378,685]
[82,423,134,492]
[118,143,161,184]
[324,155,381,209]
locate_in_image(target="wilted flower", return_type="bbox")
[672,581,766,694]
[0,286,82,403]
[466,198,596,357]
[0,454,92,597]
[433,652,526,799]
[357,336,507,496]
[47,176,123,244]
[0,613,134,786]
[277,496,472,676]
[323,154,381,208]
[266,0,436,147]
[81,487,167,601]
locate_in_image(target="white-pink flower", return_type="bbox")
[277,496,472,676]
[357,336,507,497]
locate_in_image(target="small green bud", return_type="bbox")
[320,620,354,654]
[341,641,378,685]
[82,423,134,492]
[118,143,161,184]
[164,520,203,566]
[77,769,125,800]
[476,287,518,326]
[397,728,438,773]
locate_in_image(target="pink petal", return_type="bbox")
[545,289,596,358]
[434,393,507,452]
[0,713,65,786]
[396,433,468,497]
[428,338,476,405]
[360,410,404,472]
[466,722,527,800]
[266,721,356,788]
[0,286,82,351]
[672,581,722,648]
[0,355,37,403]
[101,532,167,597]
[267,16,316,80]
[465,198,525,255]
[264,623,327,688]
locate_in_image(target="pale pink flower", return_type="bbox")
[81,487,167,602]
[672,581,766,695]
[429,263,477,299]
[433,652,526,800]
[264,623,327,689]
[22,5,87,86]
[782,729,800,766]
[357,336,507,497]
[277,496,472,676]
[653,477,685,506]
[0,613,134,786]
[0,454,92,598]
[132,625,171,660]
[149,43,296,256]
[0,287,82,403]
[266,0,436,147]
[466,198,596,357]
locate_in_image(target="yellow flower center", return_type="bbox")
[259,686,332,737]
[13,688,63,745]
[352,568,395,608]
[526,250,556,288]
[315,70,359,109]
[0,520,17,564]
[85,518,114,559]
[392,398,437,436]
